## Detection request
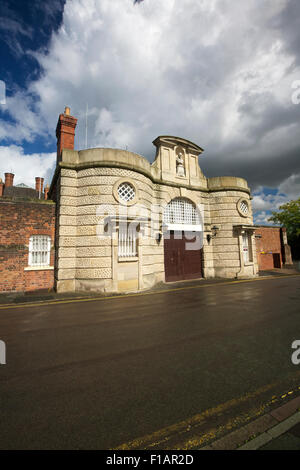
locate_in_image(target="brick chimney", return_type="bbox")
[35,177,44,198]
[0,178,4,197]
[56,106,77,161]
[5,172,14,188]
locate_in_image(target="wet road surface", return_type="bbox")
[0,275,300,449]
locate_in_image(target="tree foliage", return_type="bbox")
[268,197,300,239]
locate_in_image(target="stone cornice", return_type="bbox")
[48,160,251,198]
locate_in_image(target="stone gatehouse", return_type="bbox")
[49,107,258,293]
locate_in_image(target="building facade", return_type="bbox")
[50,108,259,294]
[1,108,294,295]
[0,174,55,292]
[255,225,293,270]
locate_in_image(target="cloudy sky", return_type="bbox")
[0,0,300,223]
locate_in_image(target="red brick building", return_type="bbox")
[255,225,293,271]
[0,173,55,292]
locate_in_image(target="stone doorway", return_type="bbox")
[164,231,203,282]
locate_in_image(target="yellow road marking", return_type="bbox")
[171,404,268,450]
[113,378,300,450]
[0,273,299,310]
[112,382,279,450]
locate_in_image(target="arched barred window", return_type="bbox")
[163,198,201,226]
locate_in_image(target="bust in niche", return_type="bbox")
[176,152,185,177]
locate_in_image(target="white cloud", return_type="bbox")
[254,210,273,225]
[252,171,300,213]
[1,0,300,193]
[278,173,300,200]
[0,145,55,187]
[252,192,288,212]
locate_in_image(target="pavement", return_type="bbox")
[0,265,299,306]
[201,394,300,450]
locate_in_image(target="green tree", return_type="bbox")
[268,197,300,239]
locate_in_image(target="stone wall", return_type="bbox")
[208,184,258,278]
[52,144,258,293]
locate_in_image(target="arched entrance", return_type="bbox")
[163,198,203,282]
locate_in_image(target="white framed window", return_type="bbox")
[164,198,200,225]
[242,231,253,263]
[28,235,51,267]
[118,224,137,258]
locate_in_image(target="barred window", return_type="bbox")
[237,198,250,217]
[164,198,200,225]
[118,182,136,202]
[240,201,249,215]
[29,235,51,267]
[118,224,137,258]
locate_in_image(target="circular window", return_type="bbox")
[117,182,136,202]
[237,198,249,217]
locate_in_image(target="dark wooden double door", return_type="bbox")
[164,231,203,282]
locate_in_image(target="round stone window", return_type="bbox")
[117,182,136,202]
[113,179,139,206]
[237,198,250,217]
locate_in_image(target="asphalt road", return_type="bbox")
[0,275,300,449]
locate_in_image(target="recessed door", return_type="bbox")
[164,231,203,282]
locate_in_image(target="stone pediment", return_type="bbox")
[152,136,204,155]
[152,135,205,187]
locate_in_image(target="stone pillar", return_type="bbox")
[281,227,293,265]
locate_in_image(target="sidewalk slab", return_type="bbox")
[238,411,300,450]
[269,396,300,422]
[238,432,272,450]
[266,412,300,439]
[210,414,277,450]
[200,395,300,451]
[241,414,277,435]
[211,426,250,450]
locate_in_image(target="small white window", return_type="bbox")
[118,224,137,258]
[242,232,253,263]
[29,235,51,267]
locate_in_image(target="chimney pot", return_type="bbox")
[35,177,44,195]
[65,106,70,115]
[44,183,50,200]
[4,172,14,188]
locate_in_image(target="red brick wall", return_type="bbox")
[0,200,56,292]
[255,226,283,270]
